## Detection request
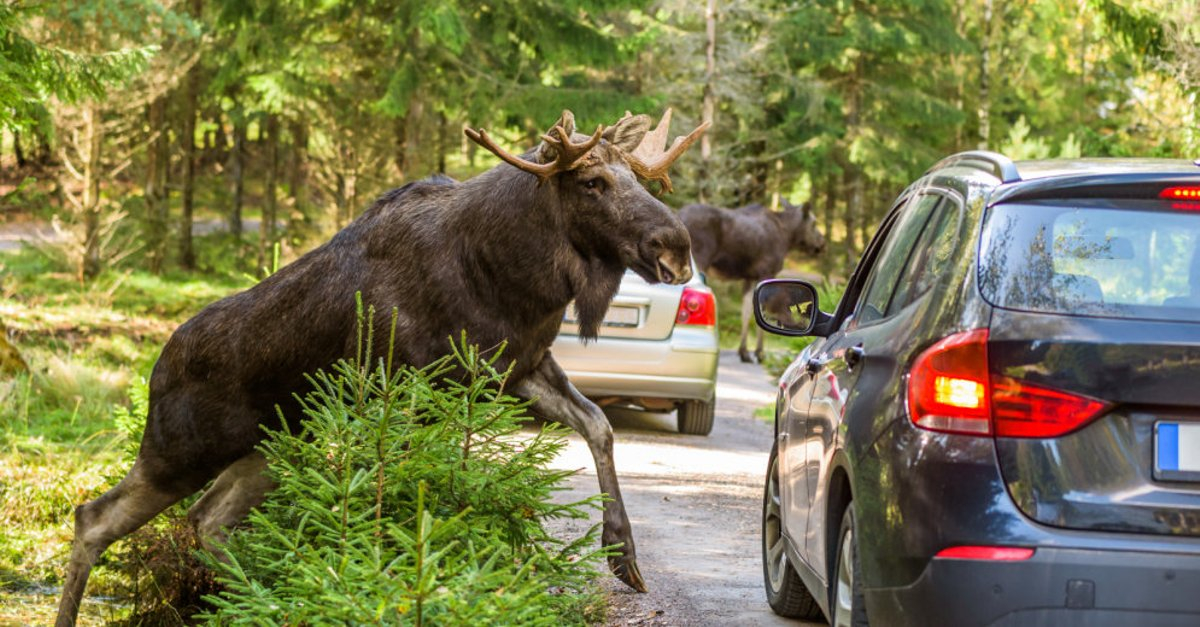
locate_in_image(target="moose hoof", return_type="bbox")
[754,350,765,364]
[610,554,648,593]
[738,349,753,363]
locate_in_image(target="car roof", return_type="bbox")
[924,152,1200,206]
[1013,158,1200,181]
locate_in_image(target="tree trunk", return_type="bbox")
[844,51,865,269]
[978,0,994,149]
[13,130,25,168]
[212,109,228,166]
[394,115,407,180]
[228,106,246,241]
[145,95,169,274]
[699,0,717,203]
[437,111,448,174]
[258,114,280,271]
[81,103,104,282]
[179,48,200,271]
[287,119,309,243]
[403,94,424,180]
[840,167,854,261]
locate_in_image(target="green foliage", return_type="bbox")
[0,3,153,130]
[202,328,604,625]
[111,377,149,464]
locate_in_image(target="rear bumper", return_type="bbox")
[867,546,1200,627]
[551,326,718,402]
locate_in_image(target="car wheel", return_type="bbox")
[832,503,869,627]
[677,399,714,435]
[762,445,823,619]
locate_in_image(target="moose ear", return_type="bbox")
[537,110,578,162]
[603,112,652,153]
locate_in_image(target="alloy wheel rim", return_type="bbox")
[833,527,854,627]
[763,454,788,591]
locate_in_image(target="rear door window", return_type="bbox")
[887,194,960,317]
[854,193,943,326]
[978,200,1200,322]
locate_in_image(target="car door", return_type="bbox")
[798,191,959,580]
[779,196,908,557]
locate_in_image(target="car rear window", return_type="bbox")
[978,200,1200,322]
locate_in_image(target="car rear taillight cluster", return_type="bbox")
[907,329,1111,438]
[676,286,716,326]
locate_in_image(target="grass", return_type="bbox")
[0,241,247,624]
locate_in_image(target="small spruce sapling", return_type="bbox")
[201,301,607,625]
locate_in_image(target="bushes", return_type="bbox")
[200,326,605,625]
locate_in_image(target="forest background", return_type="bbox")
[0,0,1198,622]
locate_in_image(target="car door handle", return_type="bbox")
[845,344,865,370]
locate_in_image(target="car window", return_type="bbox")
[886,195,960,317]
[854,194,940,326]
[978,200,1200,322]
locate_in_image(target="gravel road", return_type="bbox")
[547,351,825,627]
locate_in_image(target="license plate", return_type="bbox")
[1155,422,1200,482]
[563,304,640,328]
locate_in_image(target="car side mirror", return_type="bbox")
[754,279,826,336]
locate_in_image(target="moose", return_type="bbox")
[56,109,708,626]
[680,200,825,363]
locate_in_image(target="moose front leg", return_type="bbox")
[513,353,647,593]
[739,280,756,363]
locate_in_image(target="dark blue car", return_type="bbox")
[755,153,1200,626]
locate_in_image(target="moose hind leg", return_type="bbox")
[56,460,196,627]
[738,280,755,363]
[514,353,647,593]
[188,451,275,553]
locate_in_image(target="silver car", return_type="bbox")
[552,267,720,435]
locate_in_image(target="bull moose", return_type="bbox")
[680,200,825,363]
[56,109,708,625]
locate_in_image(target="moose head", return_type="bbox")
[781,199,826,256]
[466,109,708,288]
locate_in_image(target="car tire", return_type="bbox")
[831,502,869,627]
[677,399,715,435]
[762,445,824,620]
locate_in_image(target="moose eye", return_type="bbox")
[581,177,606,193]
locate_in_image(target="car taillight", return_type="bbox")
[935,546,1035,561]
[991,375,1109,437]
[675,286,716,326]
[907,329,1111,438]
[907,329,992,435]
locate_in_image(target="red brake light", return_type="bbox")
[907,329,992,435]
[1160,186,1200,200]
[675,286,716,326]
[935,546,1035,561]
[991,375,1110,438]
[907,329,1111,438]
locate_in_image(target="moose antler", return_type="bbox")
[464,118,605,184]
[624,108,711,194]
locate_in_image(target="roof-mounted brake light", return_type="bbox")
[1160,186,1200,200]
